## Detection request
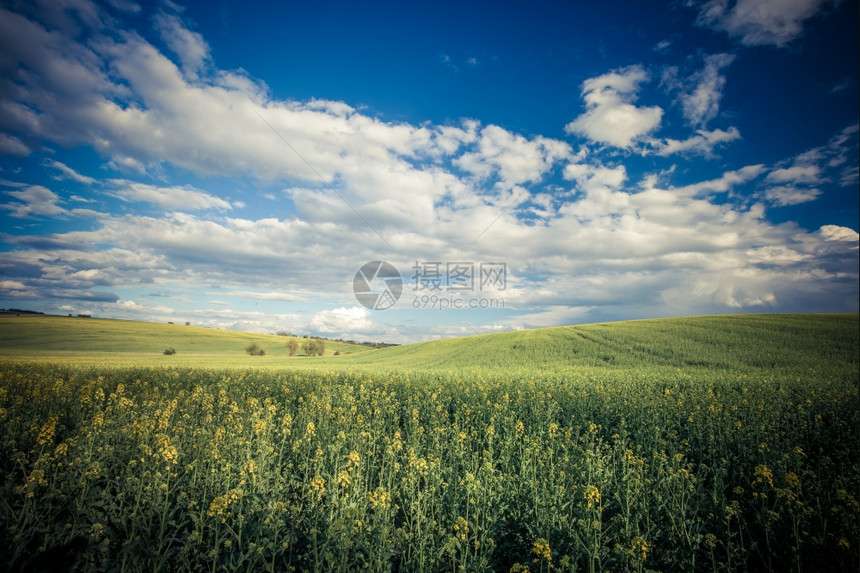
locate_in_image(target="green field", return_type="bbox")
[0,314,857,572]
[0,316,375,367]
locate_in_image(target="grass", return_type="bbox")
[0,316,375,367]
[2,313,856,373]
[308,313,860,377]
[0,313,857,571]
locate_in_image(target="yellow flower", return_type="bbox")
[754,465,774,488]
[348,450,361,469]
[368,487,392,510]
[631,536,648,561]
[532,538,552,562]
[337,470,351,489]
[88,523,105,541]
[486,424,496,440]
[36,416,57,446]
[584,485,601,509]
[700,533,717,551]
[208,488,244,520]
[253,418,266,436]
[453,516,470,540]
[309,475,326,499]
[156,434,178,466]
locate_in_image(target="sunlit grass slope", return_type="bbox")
[0,316,373,366]
[325,313,858,374]
[0,314,856,372]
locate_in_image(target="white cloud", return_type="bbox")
[0,279,31,300]
[654,126,741,156]
[309,306,374,334]
[565,66,663,148]
[564,163,627,192]
[454,124,571,185]
[819,225,859,243]
[44,160,97,184]
[766,164,822,184]
[678,53,735,127]
[0,133,30,156]
[654,39,673,52]
[0,2,855,340]
[760,126,858,206]
[2,185,67,218]
[673,164,766,196]
[153,12,211,80]
[692,0,835,47]
[763,185,821,206]
[107,181,233,211]
[224,290,307,302]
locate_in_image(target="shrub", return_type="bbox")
[245,343,265,356]
[163,347,176,355]
[302,339,325,356]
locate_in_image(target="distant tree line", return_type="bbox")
[0,308,45,315]
[275,330,398,348]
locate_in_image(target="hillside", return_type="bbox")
[0,313,857,571]
[328,313,859,374]
[0,313,856,373]
[0,315,374,365]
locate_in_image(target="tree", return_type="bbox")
[245,342,265,356]
[286,339,299,356]
[302,339,325,356]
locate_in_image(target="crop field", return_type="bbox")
[0,314,857,572]
[0,316,374,368]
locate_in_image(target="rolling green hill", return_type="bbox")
[1,313,855,374]
[0,315,374,366]
[323,313,859,375]
[0,313,857,571]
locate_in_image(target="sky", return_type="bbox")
[0,0,857,343]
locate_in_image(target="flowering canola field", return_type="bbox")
[0,314,857,572]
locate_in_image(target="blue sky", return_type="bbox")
[0,0,857,342]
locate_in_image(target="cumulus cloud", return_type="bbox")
[2,185,68,218]
[44,160,97,185]
[0,134,30,156]
[565,66,664,148]
[759,126,858,207]
[0,1,856,340]
[454,125,571,185]
[224,290,307,302]
[153,12,211,79]
[763,185,821,206]
[766,164,822,184]
[677,53,735,127]
[692,0,835,47]
[673,164,766,196]
[819,225,859,243]
[309,306,375,334]
[653,126,741,156]
[106,181,234,211]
